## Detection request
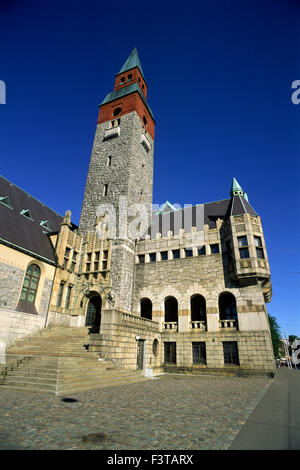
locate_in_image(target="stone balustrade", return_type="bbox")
[190,321,206,330]
[163,322,178,331]
[121,312,159,331]
[219,319,237,329]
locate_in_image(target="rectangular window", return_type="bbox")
[56,283,64,307]
[72,251,77,261]
[223,341,239,365]
[256,247,265,259]
[102,260,107,270]
[237,236,248,247]
[210,244,220,254]
[254,236,262,247]
[64,247,71,257]
[192,342,207,365]
[172,249,180,259]
[65,286,72,309]
[103,250,108,260]
[94,251,100,261]
[94,262,99,271]
[185,249,193,258]
[197,246,206,256]
[86,263,91,272]
[164,342,176,364]
[160,251,168,261]
[70,262,76,272]
[149,253,156,262]
[63,258,68,269]
[87,252,92,262]
[239,247,250,259]
[138,254,145,264]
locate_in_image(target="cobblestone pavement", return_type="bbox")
[0,374,272,450]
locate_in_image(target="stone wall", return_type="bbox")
[88,308,161,371]
[0,309,45,346]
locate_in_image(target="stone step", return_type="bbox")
[2,374,58,385]
[0,378,57,391]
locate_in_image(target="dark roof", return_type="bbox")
[147,196,258,238]
[100,82,155,121]
[0,175,69,264]
[224,195,258,218]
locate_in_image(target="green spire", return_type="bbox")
[230,177,244,197]
[230,177,250,200]
[118,47,145,79]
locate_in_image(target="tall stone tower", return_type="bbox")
[79,48,156,311]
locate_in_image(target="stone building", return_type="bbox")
[0,48,275,376]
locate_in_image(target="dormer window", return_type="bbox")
[40,220,51,231]
[0,196,12,208]
[20,209,34,221]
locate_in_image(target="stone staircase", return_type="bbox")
[0,327,148,394]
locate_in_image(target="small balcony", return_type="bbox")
[219,319,238,329]
[190,321,206,330]
[163,322,178,332]
[141,134,151,152]
[104,126,120,140]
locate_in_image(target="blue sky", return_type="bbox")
[0,0,299,337]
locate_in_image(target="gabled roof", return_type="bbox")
[118,47,145,80]
[0,175,76,264]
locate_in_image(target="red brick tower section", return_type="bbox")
[97,49,155,140]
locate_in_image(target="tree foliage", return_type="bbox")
[268,315,282,358]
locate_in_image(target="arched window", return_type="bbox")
[190,295,206,322]
[20,264,40,303]
[140,298,152,320]
[219,292,237,321]
[164,296,178,323]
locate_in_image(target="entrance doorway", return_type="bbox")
[85,295,102,334]
[136,339,145,370]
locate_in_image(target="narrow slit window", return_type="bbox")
[103,184,108,196]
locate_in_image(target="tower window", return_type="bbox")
[185,249,193,258]
[198,246,206,256]
[127,74,132,81]
[210,244,220,254]
[143,116,147,127]
[237,236,249,259]
[113,107,122,117]
[138,254,145,264]
[254,236,262,247]
[103,184,108,196]
[121,77,125,84]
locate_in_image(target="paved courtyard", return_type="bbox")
[0,374,272,450]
